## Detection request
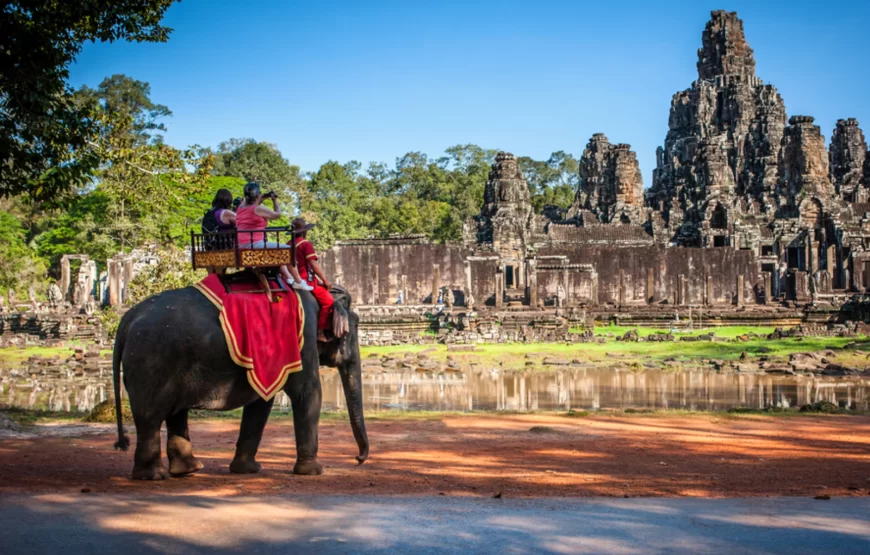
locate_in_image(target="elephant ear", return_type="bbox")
[329,285,352,339]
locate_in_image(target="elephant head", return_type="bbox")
[318,286,369,464]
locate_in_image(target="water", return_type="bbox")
[2,363,868,413]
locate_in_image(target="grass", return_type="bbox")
[361,337,867,369]
[0,343,112,366]
[591,324,777,339]
[0,346,75,363]
[4,406,866,428]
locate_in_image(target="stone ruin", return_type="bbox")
[321,10,870,340]
[8,11,866,347]
[1,249,159,346]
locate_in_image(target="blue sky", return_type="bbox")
[69,0,870,186]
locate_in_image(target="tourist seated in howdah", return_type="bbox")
[234,182,311,291]
[291,217,334,342]
[201,188,237,274]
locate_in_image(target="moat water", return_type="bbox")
[1,361,868,413]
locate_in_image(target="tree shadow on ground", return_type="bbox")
[1,493,869,554]
[1,415,869,499]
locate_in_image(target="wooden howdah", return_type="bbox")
[190,226,297,271]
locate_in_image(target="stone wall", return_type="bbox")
[536,244,758,306]
[0,312,107,347]
[322,239,470,306]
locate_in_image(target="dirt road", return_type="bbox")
[2,413,869,498]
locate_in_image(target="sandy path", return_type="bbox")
[1,414,869,498]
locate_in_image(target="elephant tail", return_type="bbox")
[112,325,130,451]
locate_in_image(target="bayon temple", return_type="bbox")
[321,11,870,336]
[5,10,870,347]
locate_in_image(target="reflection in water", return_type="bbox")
[313,369,870,412]
[3,366,868,413]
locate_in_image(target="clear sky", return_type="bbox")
[69,0,870,186]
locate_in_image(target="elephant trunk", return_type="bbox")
[338,353,368,464]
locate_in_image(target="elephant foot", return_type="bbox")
[229,458,262,474]
[293,460,323,476]
[169,455,204,477]
[132,465,170,481]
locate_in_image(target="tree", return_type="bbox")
[212,138,304,212]
[0,0,178,200]
[518,151,579,213]
[77,75,213,251]
[0,212,46,292]
[304,161,376,249]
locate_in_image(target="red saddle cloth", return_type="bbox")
[194,273,304,400]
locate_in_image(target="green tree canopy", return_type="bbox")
[0,0,178,200]
[0,212,45,292]
[518,151,579,213]
[74,74,213,251]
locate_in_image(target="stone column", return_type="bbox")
[464,260,472,296]
[495,264,504,309]
[108,260,120,308]
[805,237,813,273]
[706,274,714,306]
[85,260,97,301]
[590,272,599,306]
[372,265,380,305]
[122,258,134,306]
[401,274,407,304]
[561,263,569,304]
[618,269,626,307]
[526,259,537,307]
[678,275,687,306]
[736,274,745,306]
[60,256,71,301]
[98,271,108,307]
[431,264,440,304]
[646,268,654,304]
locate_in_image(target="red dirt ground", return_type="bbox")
[1,414,869,498]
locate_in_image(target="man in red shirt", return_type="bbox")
[292,218,334,342]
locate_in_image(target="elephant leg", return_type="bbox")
[230,398,274,474]
[289,376,323,475]
[131,416,168,481]
[166,409,203,477]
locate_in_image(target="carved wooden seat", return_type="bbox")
[191,227,297,271]
[191,227,298,302]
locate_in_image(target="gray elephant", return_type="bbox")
[112,284,368,479]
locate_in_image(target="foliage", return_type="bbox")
[213,138,304,194]
[74,75,214,252]
[0,0,177,200]
[97,309,122,340]
[0,213,46,293]
[211,138,304,225]
[84,399,133,423]
[34,192,115,268]
[518,151,579,213]
[126,247,205,304]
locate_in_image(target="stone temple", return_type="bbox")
[321,11,870,333]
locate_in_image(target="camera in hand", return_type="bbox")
[263,191,277,200]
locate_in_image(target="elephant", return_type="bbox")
[111,283,368,479]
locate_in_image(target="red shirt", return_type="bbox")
[294,237,317,282]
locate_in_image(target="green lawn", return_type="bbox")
[591,324,777,339]
[360,336,867,367]
[0,344,113,366]
[3,406,865,428]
